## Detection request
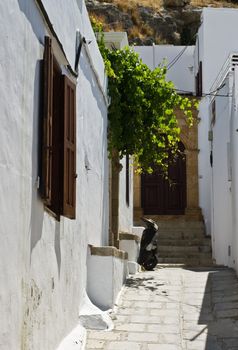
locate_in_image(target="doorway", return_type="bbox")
[141,142,186,215]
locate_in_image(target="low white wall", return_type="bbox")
[119,238,140,274]
[87,247,128,311]
[132,226,144,240]
[119,240,139,262]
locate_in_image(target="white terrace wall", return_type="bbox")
[195,8,238,235]
[0,1,108,349]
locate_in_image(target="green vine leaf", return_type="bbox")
[90,17,196,173]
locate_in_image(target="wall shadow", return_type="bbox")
[79,49,107,117]
[17,0,45,257]
[54,222,61,277]
[100,124,109,246]
[30,60,44,256]
[76,0,83,13]
[17,0,45,44]
[184,267,238,350]
[79,49,109,246]
[30,60,62,276]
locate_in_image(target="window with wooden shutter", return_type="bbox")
[41,36,53,204]
[62,75,76,219]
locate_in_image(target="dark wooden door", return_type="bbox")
[141,143,186,215]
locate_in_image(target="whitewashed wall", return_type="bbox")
[87,252,127,310]
[134,45,195,93]
[231,67,238,274]
[196,8,238,235]
[210,78,233,266]
[0,1,108,349]
[211,67,238,273]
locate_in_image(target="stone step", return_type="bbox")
[158,238,211,246]
[157,251,212,259]
[136,219,213,266]
[158,226,205,232]
[158,230,206,240]
[154,220,204,229]
[157,257,214,266]
[136,219,205,229]
[157,245,212,254]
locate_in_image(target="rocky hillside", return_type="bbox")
[85,0,238,45]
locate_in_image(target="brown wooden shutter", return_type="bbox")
[41,36,53,204]
[62,75,76,219]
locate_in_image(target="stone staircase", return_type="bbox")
[156,220,213,266]
[136,217,214,266]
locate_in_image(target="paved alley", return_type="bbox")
[85,267,238,350]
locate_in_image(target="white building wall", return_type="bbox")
[0,1,108,349]
[195,18,212,234]
[134,45,195,93]
[196,8,238,235]
[201,9,238,92]
[211,79,233,266]
[211,67,238,272]
[230,67,238,274]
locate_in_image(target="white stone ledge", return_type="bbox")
[89,245,128,260]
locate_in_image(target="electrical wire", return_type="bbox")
[166,32,198,71]
[167,46,189,70]
[174,88,231,97]
[141,34,229,97]
[174,82,230,97]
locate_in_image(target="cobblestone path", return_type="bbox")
[85,267,238,350]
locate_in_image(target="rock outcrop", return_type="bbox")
[86,0,237,45]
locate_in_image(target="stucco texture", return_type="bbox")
[0,1,109,349]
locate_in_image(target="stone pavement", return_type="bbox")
[85,267,238,350]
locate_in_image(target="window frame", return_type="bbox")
[41,36,77,220]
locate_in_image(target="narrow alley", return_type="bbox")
[86,267,238,350]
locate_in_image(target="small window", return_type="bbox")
[41,36,76,219]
